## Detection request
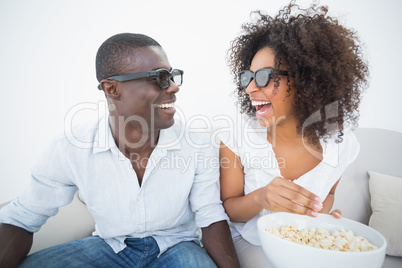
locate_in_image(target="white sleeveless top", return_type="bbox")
[219,115,360,245]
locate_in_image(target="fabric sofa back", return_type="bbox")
[334,128,402,224]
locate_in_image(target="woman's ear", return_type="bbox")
[100,80,120,100]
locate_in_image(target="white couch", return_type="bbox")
[333,128,402,267]
[1,128,401,267]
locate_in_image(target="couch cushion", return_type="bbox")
[334,128,402,225]
[368,171,402,257]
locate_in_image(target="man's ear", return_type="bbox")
[100,80,120,100]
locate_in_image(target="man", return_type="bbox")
[0,33,239,267]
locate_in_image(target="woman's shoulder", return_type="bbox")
[341,128,360,161]
[218,113,268,156]
[321,128,360,168]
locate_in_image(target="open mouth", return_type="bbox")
[157,103,175,109]
[252,100,272,118]
[156,102,176,116]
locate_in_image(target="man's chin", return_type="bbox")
[156,118,175,130]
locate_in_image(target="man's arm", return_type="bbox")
[201,220,240,268]
[0,223,33,267]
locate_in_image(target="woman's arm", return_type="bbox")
[219,142,322,222]
[219,142,264,222]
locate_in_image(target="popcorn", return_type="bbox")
[266,225,377,252]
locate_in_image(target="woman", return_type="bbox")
[219,2,369,267]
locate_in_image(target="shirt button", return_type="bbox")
[138,225,142,230]
[136,195,141,201]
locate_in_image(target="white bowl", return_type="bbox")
[257,212,386,268]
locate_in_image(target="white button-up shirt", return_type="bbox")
[0,116,228,255]
[220,115,360,245]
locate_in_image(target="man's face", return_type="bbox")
[112,46,179,132]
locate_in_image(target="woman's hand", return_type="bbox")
[255,177,323,217]
[329,209,342,218]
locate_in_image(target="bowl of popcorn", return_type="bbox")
[257,212,386,268]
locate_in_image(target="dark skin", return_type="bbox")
[102,46,177,185]
[0,46,240,267]
[202,220,239,268]
[0,224,33,267]
[102,46,239,267]
[220,47,342,223]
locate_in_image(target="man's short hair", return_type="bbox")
[95,33,161,82]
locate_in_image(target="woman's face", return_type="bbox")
[245,47,295,128]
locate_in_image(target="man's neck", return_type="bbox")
[108,115,160,158]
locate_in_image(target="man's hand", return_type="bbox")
[201,220,240,268]
[0,223,33,267]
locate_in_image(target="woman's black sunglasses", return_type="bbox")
[98,68,183,90]
[238,68,288,89]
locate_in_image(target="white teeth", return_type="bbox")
[252,101,271,106]
[158,103,175,109]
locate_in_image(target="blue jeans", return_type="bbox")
[19,236,217,268]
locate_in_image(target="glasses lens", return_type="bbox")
[158,70,170,89]
[239,71,252,88]
[171,69,183,86]
[255,69,270,87]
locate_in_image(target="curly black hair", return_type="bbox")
[227,1,369,144]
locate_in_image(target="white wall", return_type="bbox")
[0,0,401,203]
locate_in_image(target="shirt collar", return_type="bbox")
[93,115,117,154]
[93,116,181,154]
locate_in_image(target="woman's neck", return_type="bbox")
[266,116,300,147]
